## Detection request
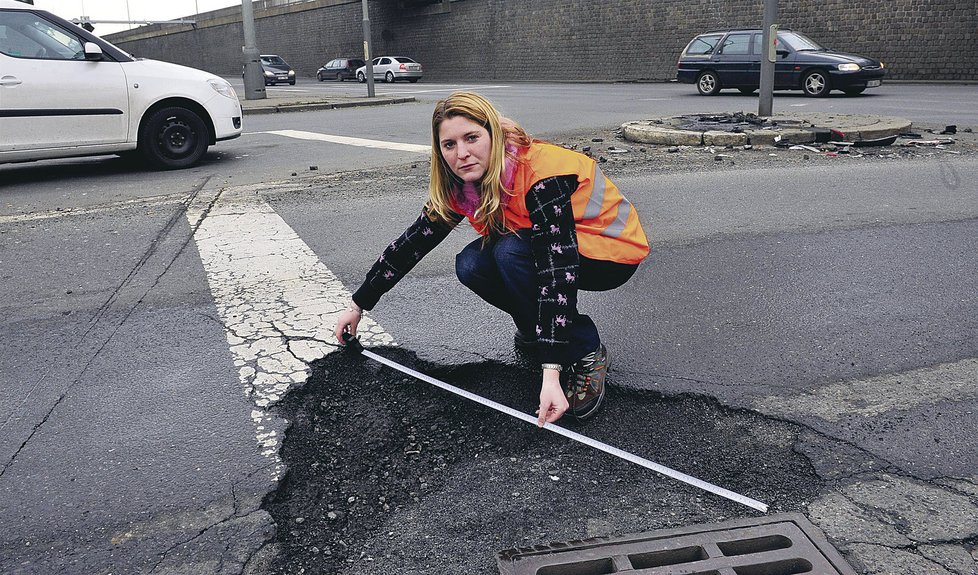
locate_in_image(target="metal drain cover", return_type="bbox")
[496,513,855,575]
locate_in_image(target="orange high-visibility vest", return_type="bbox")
[467,142,650,265]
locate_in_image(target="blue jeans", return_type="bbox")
[455,231,637,365]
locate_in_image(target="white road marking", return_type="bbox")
[0,193,187,223]
[261,129,430,153]
[187,183,394,481]
[753,358,978,421]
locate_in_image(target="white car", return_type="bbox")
[0,0,242,169]
[356,56,423,84]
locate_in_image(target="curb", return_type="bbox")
[240,96,416,115]
[622,113,913,147]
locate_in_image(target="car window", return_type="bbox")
[379,57,391,65]
[0,10,85,60]
[351,59,364,67]
[751,33,762,55]
[718,33,751,55]
[685,34,723,56]
[372,57,380,65]
[262,55,287,65]
[393,57,416,64]
[779,31,824,51]
[327,59,337,67]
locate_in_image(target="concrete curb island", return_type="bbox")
[622,113,913,147]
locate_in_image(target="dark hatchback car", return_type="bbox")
[317,57,365,81]
[677,29,885,97]
[258,54,295,85]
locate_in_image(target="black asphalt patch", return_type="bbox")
[260,347,822,574]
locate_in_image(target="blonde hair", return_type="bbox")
[428,91,530,236]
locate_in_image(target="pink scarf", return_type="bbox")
[453,143,518,218]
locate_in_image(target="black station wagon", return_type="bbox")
[677,29,886,97]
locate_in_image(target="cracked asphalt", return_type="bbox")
[245,123,978,574]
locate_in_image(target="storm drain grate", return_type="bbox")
[496,513,855,575]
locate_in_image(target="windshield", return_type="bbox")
[262,56,287,65]
[778,31,824,51]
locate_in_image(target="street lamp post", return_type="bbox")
[362,0,375,97]
[241,0,266,100]
[758,0,778,116]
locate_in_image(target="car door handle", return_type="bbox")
[0,75,23,86]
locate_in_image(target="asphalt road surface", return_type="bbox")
[2,82,977,575]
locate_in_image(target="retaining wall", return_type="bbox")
[105,0,978,82]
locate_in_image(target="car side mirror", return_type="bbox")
[83,42,103,61]
[776,49,789,58]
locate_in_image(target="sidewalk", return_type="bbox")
[237,91,416,114]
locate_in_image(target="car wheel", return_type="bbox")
[138,106,209,170]
[289,79,296,85]
[696,71,721,96]
[738,87,756,95]
[842,87,866,96]
[357,72,366,83]
[409,78,419,83]
[336,72,343,81]
[385,71,395,83]
[802,69,831,97]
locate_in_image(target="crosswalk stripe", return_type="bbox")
[187,183,394,481]
[261,129,430,153]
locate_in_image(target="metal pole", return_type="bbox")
[362,0,375,97]
[758,0,778,116]
[241,0,266,100]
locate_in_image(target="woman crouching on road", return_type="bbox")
[334,91,649,425]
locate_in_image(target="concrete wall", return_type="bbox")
[106,0,978,82]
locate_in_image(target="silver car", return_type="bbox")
[356,56,423,83]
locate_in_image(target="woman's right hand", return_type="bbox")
[334,304,363,344]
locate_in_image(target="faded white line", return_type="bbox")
[753,358,978,422]
[187,183,394,481]
[0,193,188,224]
[261,129,430,153]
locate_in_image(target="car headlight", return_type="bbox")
[838,63,861,72]
[288,70,295,76]
[208,79,238,100]
[264,70,274,76]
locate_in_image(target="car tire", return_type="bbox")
[317,72,324,81]
[357,72,366,83]
[409,78,419,83]
[289,79,296,85]
[696,71,721,96]
[138,106,210,170]
[802,69,831,97]
[385,71,395,83]
[842,87,866,96]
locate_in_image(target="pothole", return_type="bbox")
[261,348,821,574]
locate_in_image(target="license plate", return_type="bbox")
[867,80,881,87]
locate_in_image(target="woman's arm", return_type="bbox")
[524,174,582,365]
[336,205,460,341]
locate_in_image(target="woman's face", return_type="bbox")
[438,115,492,184]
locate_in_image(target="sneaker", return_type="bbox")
[514,329,537,351]
[565,344,610,420]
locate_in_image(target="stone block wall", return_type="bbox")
[107,0,977,82]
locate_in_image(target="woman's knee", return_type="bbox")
[455,245,483,287]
